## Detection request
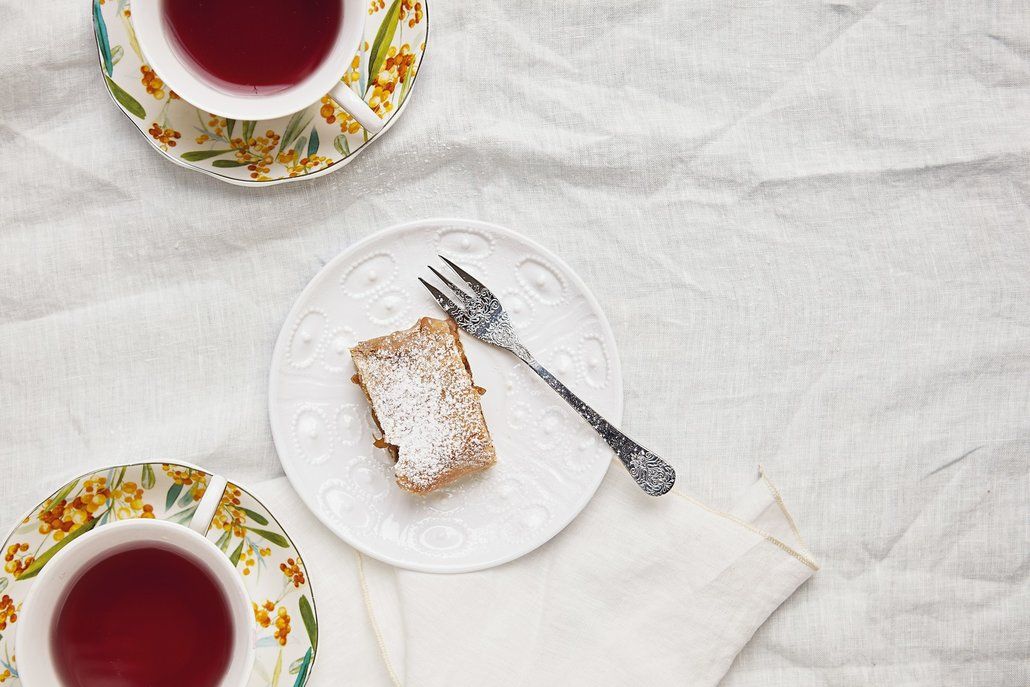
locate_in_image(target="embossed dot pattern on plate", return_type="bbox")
[269,219,624,573]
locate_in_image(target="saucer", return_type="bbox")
[0,462,317,685]
[91,0,428,186]
[268,219,624,573]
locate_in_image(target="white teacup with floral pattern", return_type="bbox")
[131,0,384,132]
[15,517,256,687]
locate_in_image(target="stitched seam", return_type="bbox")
[356,551,404,687]
[670,488,820,572]
[758,465,809,550]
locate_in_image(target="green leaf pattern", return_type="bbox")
[367,0,403,90]
[93,0,113,77]
[181,149,234,162]
[0,464,210,675]
[307,128,320,158]
[0,464,317,686]
[205,482,316,686]
[165,482,184,510]
[104,76,145,119]
[278,110,315,156]
[333,134,350,158]
[91,0,425,181]
[141,463,156,489]
[212,159,251,168]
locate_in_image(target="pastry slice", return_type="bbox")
[350,317,496,494]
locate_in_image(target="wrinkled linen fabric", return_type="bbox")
[1,0,1028,685]
[249,468,816,687]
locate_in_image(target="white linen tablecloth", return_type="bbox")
[246,468,816,687]
[1,0,1027,684]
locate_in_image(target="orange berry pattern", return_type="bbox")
[0,593,18,631]
[212,485,247,538]
[0,464,318,686]
[319,41,418,133]
[213,482,316,675]
[0,599,15,686]
[94,0,425,183]
[161,465,206,488]
[3,543,32,577]
[369,0,424,27]
[281,557,306,588]
[139,65,168,100]
[399,0,424,28]
[32,475,160,546]
[1,465,317,685]
[240,545,273,577]
[148,123,181,151]
[253,601,292,646]
[369,44,417,117]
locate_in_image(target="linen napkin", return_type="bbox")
[250,464,816,686]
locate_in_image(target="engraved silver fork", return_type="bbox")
[420,256,677,497]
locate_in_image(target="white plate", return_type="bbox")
[268,219,623,572]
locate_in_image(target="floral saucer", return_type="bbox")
[0,462,317,686]
[92,0,428,186]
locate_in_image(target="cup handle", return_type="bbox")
[188,474,228,536]
[328,81,385,134]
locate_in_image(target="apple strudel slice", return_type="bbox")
[350,317,496,494]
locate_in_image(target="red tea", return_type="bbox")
[163,0,343,94]
[52,545,235,687]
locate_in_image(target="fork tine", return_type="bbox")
[427,266,472,307]
[419,278,464,319]
[439,255,497,301]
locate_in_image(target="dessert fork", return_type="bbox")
[420,256,677,497]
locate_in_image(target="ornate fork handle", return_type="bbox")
[421,256,677,497]
[519,352,677,497]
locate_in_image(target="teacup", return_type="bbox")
[132,0,384,132]
[16,510,255,686]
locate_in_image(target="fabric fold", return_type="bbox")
[253,464,815,687]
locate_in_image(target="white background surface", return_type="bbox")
[1,0,1028,684]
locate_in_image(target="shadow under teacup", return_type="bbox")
[132,0,384,133]
[15,513,255,687]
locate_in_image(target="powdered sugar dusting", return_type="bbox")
[350,318,496,493]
